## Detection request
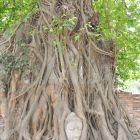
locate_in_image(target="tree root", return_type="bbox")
[0,0,139,140]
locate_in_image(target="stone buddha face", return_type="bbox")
[65,112,83,140]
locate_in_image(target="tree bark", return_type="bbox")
[0,0,138,140]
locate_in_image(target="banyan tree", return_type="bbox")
[0,0,139,140]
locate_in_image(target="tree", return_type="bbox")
[0,0,139,140]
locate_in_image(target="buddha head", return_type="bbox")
[65,112,83,140]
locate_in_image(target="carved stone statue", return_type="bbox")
[65,112,83,140]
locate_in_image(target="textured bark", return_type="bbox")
[0,0,139,140]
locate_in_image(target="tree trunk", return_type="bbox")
[0,0,139,140]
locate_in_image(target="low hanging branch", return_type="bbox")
[0,0,139,140]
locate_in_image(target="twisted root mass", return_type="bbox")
[0,0,139,140]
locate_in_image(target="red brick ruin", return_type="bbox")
[118,91,140,128]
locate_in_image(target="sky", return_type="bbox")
[124,80,140,94]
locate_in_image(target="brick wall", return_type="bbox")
[118,91,140,127]
[118,91,133,117]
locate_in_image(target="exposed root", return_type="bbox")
[0,0,139,140]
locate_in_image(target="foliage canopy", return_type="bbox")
[0,0,140,86]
